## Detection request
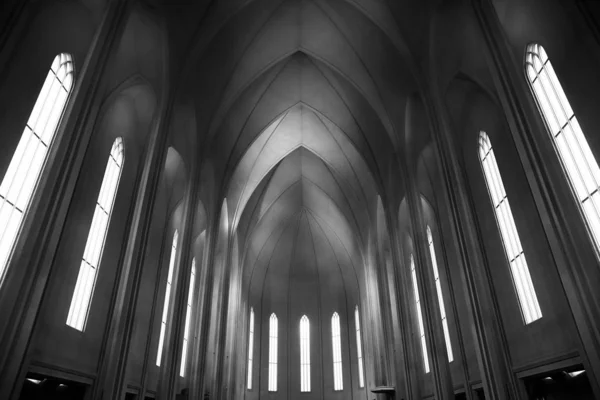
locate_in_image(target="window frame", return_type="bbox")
[426,225,454,362]
[66,137,124,331]
[331,312,343,391]
[247,307,255,390]
[156,230,179,366]
[525,42,600,257]
[268,313,278,392]
[410,254,430,373]
[354,306,365,388]
[478,131,542,324]
[180,258,196,377]
[300,315,310,392]
[0,53,75,284]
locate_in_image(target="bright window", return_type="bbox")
[180,258,196,377]
[410,254,430,373]
[526,43,600,253]
[268,313,278,392]
[247,307,254,389]
[331,312,343,391]
[66,138,123,331]
[479,131,542,324]
[426,226,453,362]
[354,306,364,388]
[0,53,74,281]
[299,315,310,392]
[156,230,178,366]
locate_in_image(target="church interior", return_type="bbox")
[2,0,600,399]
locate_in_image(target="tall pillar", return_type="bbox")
[212,246,234,398]
[388,223,422,400]
[189,229,215,400]
[423,79,521,399]
[199,203,231,398]
[473,0,600,396]
[92,79,174,400]
[0,2,133,398]
[404,163,454,400]
[156,168,198,399]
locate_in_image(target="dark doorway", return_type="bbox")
[523,366,594,400]
[18,373,87,400]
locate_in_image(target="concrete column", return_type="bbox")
[473,0,600,396]
[423,78,521,398]
[156,168,199,400]
[388,222,422,400]
[92,66,174,400]
[212,245,235,398]
[0,2,133,398]
[199,203,231,398]
[189,230,215,400]
[403,157,454,400]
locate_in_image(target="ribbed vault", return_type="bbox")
[179,0,422,397]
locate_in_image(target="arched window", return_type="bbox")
[247,307,255,389]
[180,258,196,377]
[525,44,600,252]
[66,137,123,331]
[0,53,74,281]
[299,315,310,392]
[156,230,178,366]
[479,131,542,324]
[354,306,364,388]
[410,254,430,373]
[268,313,278,392]
[331,312,343,391]
[426,226,453,362]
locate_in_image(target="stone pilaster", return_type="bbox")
[156,167,199,399]
[473,0,600,396]
[0,2,133,398]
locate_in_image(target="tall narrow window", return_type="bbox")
[0,53,74,281]
[299,315,310,392]
[526,44,600,252]
[354,306,364,388]
[268,313,278,392]
[479,131,542,324]
[180,258,196,377]
[156,230,178,366]
[66,138,123,331]
[247,307,255,389]
[426,226,453,362]
[410,254,430,373]
[331,312,343,391]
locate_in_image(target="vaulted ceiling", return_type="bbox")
[172,0,426,305]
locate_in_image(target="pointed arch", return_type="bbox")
[247,306,255,389]
[426,225,453,362]
[180,258,197,377]
[0,53,74,280]
[268,313,278,392]
[299,314,310,392]
[478,131,542,324]
[66,137,124,331]
[410,254,430,373]
[526,43,600,253]
[156,229,179,366]
[354,306,365,388]
[331,312,343,391]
